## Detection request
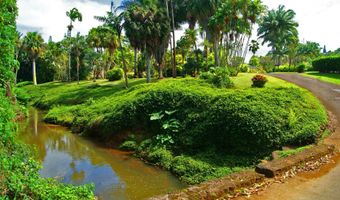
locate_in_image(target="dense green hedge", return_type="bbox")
[312,56,340,73]
[42,79,327,156]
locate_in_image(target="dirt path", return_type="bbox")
[236,73,340,200]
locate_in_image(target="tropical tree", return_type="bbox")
[297,41,321,59]
[95,11,129,88]
[258,5,298,66]
[23,32,44,86]
[249,40,260,55]
[66,8,82,81]
[66,8,83,37]
[72,34,87,84]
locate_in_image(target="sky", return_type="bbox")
[17,0,340,56]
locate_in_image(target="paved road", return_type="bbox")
[237,73,340,200]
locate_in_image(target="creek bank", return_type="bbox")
[149,144,336,200]
[22,78,329,185]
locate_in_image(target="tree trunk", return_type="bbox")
[170,0,177,78]
[194,43,199,76]
[119,36,128,88]
[93,65,96,82]
[32,58,37,85]
[5,82,16,104]
[134,48,138,78]
[15,68,18,85]
[158,61,164,79]
[76,57,80,85]
[68,52,71,82]
[146,52,151,83]
[213,38,220,67]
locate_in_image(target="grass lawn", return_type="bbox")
[302,72,340,85]
[23,74,296,108]
[232,73,297,89]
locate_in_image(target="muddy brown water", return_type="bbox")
[17,108,185,200]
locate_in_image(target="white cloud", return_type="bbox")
[256,0,340,56]
[17,0,109,41]
[17,0,340,56]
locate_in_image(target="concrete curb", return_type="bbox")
[256,144,335,178]
[149,144,335,200]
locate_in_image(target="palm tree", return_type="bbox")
[66,8,82,81]
[258,5,298,66]
[72,33,86,84]
[95,12,129,88]
[66,8,83,37]
[23,32,44,86]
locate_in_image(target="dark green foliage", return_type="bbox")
[119,140,137,151]
[239,64,249,73]
[200,67,234,88]
[312,56,340,73]
[297,63,305,73]
[31,79,327,156]
[0,0,18,86]
[251,74,268,88]
[107,68,124,81]
[26,78,327,184]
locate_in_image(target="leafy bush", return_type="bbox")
[119,140,137,151]
[39,79,326,156]
[107,68,124,81]
[27,78,327,184]
[200,67,234,88]
[273,64,296,72]
[312,56,340,73]
[249,56,260,67]
[145,147,174,170]
[297,63,306,73]
[240,64,249,73]
[252,74,268,88]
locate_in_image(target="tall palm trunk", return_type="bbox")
[68,52,72,82]
[134,48,138,78]
[76,56,80,85]
[118,35,128,88]
[32,58,37,85]
[170,0,177,78]
[146,51,151,83]
[213,37,220,67]
[158,62,164,79]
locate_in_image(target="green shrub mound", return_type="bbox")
[297,63,306,73]
[107,68,124,81]
[312,56,340,73]
[0,93,95,199]
[41,79,327,156]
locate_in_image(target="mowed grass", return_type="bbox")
[24,74,296,109]
[302,72,340,85]
[232,73,297,89]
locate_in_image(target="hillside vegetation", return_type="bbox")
[22,77,327,184]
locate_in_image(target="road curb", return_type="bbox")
[149,144,335,200]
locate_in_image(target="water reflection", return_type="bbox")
[18,108,185,200]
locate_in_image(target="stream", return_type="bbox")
[17,108,185,200]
